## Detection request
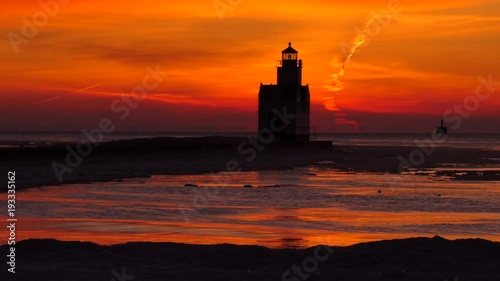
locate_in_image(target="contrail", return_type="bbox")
[36,74,137,104]
[324,16,379,131]
[343,17,377,69]
[328,16,378,92]
[38,83,102,104]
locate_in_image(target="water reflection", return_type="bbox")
[17,167,500,248]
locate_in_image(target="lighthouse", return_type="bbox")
[258,43,311,142]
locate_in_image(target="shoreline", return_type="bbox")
[1,136,500,192]
[1,236,499,280]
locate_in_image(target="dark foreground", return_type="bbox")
[1,236,499,281]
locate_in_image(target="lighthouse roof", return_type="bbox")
[258,84,310,99]
[282,42,298,53]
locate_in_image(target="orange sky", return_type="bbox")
[1,0,499,132]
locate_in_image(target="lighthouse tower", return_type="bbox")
[258,42,310,142]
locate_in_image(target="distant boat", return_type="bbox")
[436,119,448,134]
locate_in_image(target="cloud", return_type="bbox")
[1,0,499,132]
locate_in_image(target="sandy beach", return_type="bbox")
[1,236,499,281]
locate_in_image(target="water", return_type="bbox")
[5,132,500,247]
[321,133,500,150]
[17,167,500,248]
[1,131,500,149]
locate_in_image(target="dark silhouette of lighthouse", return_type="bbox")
[436,119,448,135]
[258,43,311,142]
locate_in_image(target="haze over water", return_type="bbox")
[1,132,500,150]
[18,166,500,248]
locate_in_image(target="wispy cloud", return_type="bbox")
[38,83,103,104]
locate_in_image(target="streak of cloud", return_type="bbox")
[38,83,103,104]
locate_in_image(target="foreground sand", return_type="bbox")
[1,236,499,281]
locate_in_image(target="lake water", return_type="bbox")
[17,166,500,248]
[1,131,500,150]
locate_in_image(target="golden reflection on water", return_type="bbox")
[18,209,500,248]
[18,219,500,248]
[16,168,500,248]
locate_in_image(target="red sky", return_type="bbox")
[1,0,499,132]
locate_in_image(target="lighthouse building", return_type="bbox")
[258,43,310,142]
